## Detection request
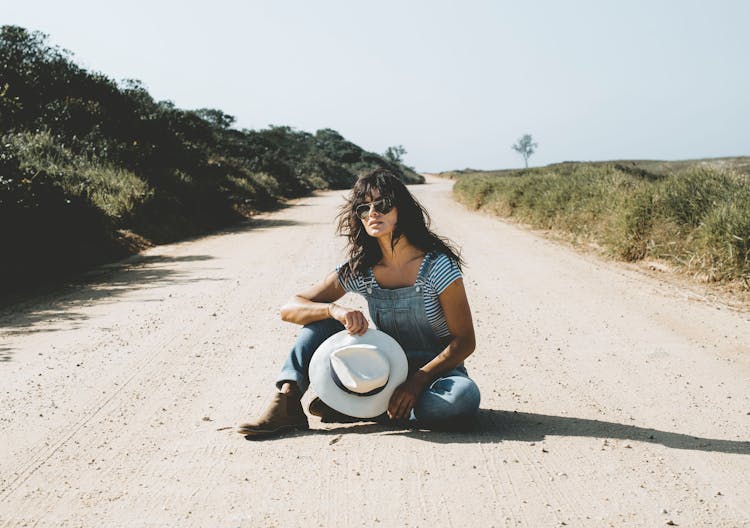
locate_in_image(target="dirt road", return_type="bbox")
[1,175,749,527]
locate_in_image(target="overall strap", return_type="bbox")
[414,251,438,292]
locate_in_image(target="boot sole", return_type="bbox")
[237,421,309,437]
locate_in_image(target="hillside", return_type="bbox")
[438,156,750,180]
[0,25,422,295]
[439,157,750,293]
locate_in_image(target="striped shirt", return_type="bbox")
[336,251,462,338]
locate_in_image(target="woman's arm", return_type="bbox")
[388,278,476,419]
[280,270,369,335]
[414,277,476,380]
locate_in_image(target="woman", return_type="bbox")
[238,169,480,437]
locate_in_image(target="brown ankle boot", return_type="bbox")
[238,391,309,437]
[307,397,360,423]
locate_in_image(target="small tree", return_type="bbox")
[511,134,538,168]
[384,145,407,164]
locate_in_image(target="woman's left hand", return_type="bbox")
[387,372,431,420]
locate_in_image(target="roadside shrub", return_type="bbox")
[7,131,150,221]
[0,24,424,294]
[0,142,122,289]
[453,163,750,288]
[611,188,654,260]
[655,167,736,227]
[690,182,750,283]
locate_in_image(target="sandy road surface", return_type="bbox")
[1,175,749,527]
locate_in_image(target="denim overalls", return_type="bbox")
[277,252,481,423]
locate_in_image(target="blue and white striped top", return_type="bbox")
[336,251,463,338]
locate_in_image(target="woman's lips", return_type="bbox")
[369,221,383,227]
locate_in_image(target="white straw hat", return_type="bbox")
[309,328,408,418]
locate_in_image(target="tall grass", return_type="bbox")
[7,130,150,221]
[453,162,750,287]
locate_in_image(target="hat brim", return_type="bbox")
[309,329,408,418]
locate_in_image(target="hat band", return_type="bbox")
[329,357,389,397]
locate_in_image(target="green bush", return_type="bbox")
[0,25,421,293]
[690,182,750,282]
[7,130,150,221]
[612,188,654,260]
[656,167,737,227]
[454,162,750,287]
[0,142,125,288]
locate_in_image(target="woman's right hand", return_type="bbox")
[329,303,369,336]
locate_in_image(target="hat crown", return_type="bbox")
[329,344,390,394]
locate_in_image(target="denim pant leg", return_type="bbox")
[412,368,481,424]
[275,318,345,394]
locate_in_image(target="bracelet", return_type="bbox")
[327,303,336,318]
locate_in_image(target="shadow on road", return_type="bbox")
[264,409,750,455]
[0,214,323,359]
[245,218,302,229]
[0,253,220,346]
[219,217,323,234]
[0,347,11,362]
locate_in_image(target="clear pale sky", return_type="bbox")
[5,0,749,172]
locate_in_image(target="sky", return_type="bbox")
[4,0,749,172]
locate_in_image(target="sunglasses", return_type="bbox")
[355,199,394,220]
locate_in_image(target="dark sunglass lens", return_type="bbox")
[356,199,392,219]
[376,201,393,214]
[356,204,370,219]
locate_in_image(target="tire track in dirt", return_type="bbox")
[1,327,180,501]
[1,178,749,527]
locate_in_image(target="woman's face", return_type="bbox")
[358,190,398,239]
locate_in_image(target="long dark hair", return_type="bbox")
[336,168,464,283]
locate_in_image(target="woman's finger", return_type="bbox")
[390,398,403,419]
[388,389,400,410]
[396,396,413,420]
[355,314,368,335]
[388,390,404,417]
[343,311,368,335]
[345,313,359,334]
[393,393,410,419]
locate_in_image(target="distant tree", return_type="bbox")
[384,145,407,164]
[511,134,538,168]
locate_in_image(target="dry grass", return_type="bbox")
[451,159,750,290]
